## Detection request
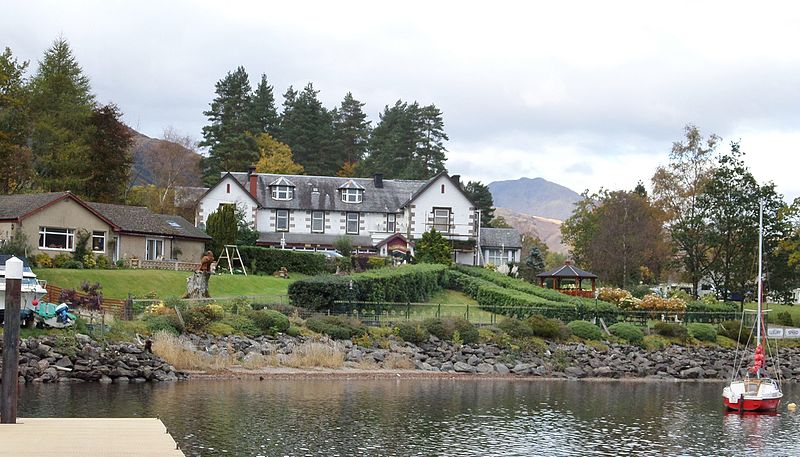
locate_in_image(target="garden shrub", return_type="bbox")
[221,314,261,336]
[653,321,689,340]
[567,320,602,340]
[143,314,181,336]
[498,318,534,338]
[185,308,213,333]
[238,246,327,275]
[608,323,644,344]
[719,320,751,343]
[526,314,569,339]
[95,254,111,269]
[62,260,84,269]
[687,323,717,342]
[34,253,53,268]
[774,311,794,327]
[204,322,235,336]
[421,317,479,344]
[82,254,97,269]
[367,256,390,270]
[289,264,448,310]
[305,315,366,339]
[247,310,290,335]
[395,321,429,344]
[643,334,669,351]
[286,325,302,337]
[52,253,72,268]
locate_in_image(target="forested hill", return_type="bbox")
[488,177,580,221]
[128,129,202,187]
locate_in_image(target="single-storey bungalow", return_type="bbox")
[478,227,522,266]
[0,192,210,266]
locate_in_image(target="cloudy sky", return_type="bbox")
[3,1,800,201]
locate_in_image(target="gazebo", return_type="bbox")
[536,261,598,298]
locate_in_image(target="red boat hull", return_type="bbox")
[723,397,781,412]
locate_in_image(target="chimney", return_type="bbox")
[451,175,460,185]
[373,173,384,189]
[248,167,257,199]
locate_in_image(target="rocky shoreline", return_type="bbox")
[8,334,183,384]
[7,333,800,384]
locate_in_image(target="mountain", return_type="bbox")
[127,129,202,187]
[488,177,581,221]
[494,207,567,254]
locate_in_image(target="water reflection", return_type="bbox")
[16,380,800,456]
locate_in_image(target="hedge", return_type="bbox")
[238,246,327,275]
[448,270,620,322]
[453,265,620,311]
[288,264,448,310]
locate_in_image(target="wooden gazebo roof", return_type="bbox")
[536,261,597,279]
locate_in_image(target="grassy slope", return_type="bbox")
[33,269,301,299]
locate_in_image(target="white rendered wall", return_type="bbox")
[408,175,475,239]
[197,176,257,228]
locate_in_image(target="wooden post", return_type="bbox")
[2,256,23,424]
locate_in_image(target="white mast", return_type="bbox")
[756,200,764,346]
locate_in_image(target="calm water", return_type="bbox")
[16,379,800,456]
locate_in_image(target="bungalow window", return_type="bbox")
[346,212,359,234]
[433,208,450,233]
[39,227,74,251]
[386,214,396,232]
[341,188,363,203]
[92,231,106,253]
[276,209,289,232]
[271,185,293,201]
[146,238,164,261]
[311,211,325,233]
[487,249,506,266]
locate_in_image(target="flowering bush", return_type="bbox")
[638,294,687,313]
[598,287,633,305]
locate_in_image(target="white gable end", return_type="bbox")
[197,175,258,228]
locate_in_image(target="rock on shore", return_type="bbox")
[1,334,183,384]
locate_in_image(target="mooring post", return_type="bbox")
[1,256,23,424]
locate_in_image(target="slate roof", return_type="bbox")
[0,192,71,220]
[479,228,522,248]
[258,232,375,247]
[230,172,426,213]
[87,202,210,240]
[536,262,598,279]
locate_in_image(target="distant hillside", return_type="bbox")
[128,129,202,187]
[494,207,567,254]
[488,177,580,221]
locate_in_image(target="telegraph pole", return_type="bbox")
[1,256,22,423]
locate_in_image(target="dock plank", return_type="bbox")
[0,418,185,456]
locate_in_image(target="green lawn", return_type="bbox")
[33,268,302,299]
[380,289,495,324]
[744,302,800,325]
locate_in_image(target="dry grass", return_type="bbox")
[152,331,236,371]
[382,353,416,369]
[240,353,281,369]
[285,340,345,368]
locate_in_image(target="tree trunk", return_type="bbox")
[185,272,211,299]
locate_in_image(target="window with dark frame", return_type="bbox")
[276,209,289,232]
[346,212,359,234]
[386,213,396,232]
[92,231,105,253]
[312,211,325,233]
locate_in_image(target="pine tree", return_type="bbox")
[28,38,95,193]
[0,47,34,193]
[205,204,237,256]
[333,92,371,166]
[413,104,448,178]
[415,229,452,265]
[200,66,258,185]
[464,181,495,226]
[249,74,280,137]
[85,104,133,202]
[278,82,336,175]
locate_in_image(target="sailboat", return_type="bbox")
[722,202,783,412]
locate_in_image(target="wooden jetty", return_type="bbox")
[0,418,185,456]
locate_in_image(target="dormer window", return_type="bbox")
[339,179,365,203]
[271,185,293,200]
[269,177,296,201]
[342,188,363,203]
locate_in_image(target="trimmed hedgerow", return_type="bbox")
[687,323,717,342]
[238,246,327,275]
[305,315,366,340]
[568,320,602,340]
[608,322,644,344]
[288,264,448,310]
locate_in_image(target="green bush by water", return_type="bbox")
[247,310,290,335]
[687,323,717,342]
[653,322,689,340]
[608,323,644,344]
[567,320,602,340]
[305,315,366,340]
[395,321,429,344]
